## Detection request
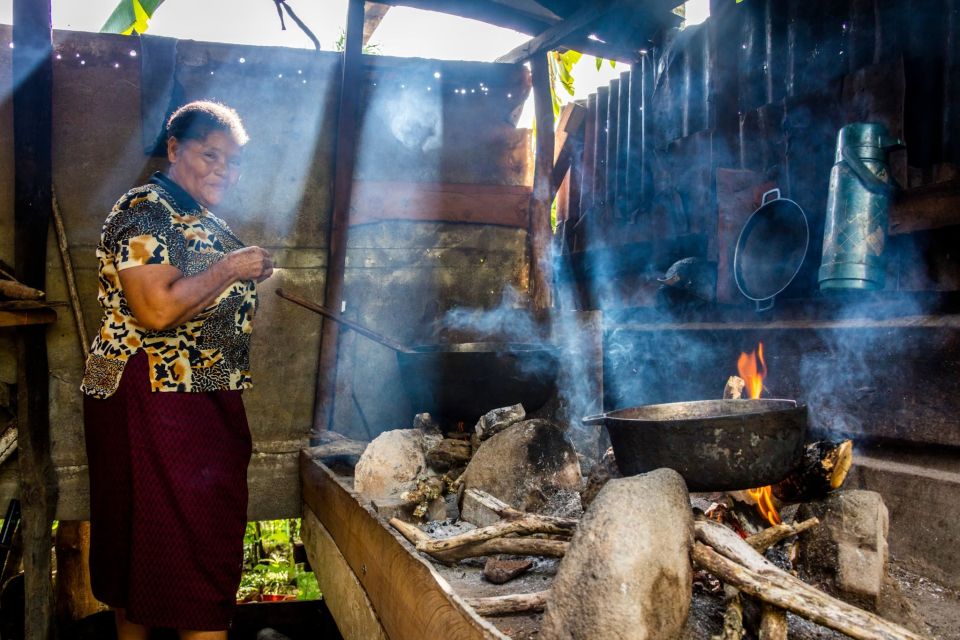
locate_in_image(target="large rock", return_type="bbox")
[459,419,582,517]
[798,489,890,609]
[354,429,428,500]
[540,469,693,640]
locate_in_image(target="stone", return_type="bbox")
[413,412,441,436]
[483,557,533,584]
[257,629,292,640]
[474,403,526,441]
[354,429,428,500]
[797,489,890,609]
[540,469,694,640]
[459,419,582,518]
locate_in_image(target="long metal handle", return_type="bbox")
[276,288,411,353]
[760,188,780,206]
[582,414,607,426]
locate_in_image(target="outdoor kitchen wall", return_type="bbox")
[558,0,960,588]
[0,26,533,519]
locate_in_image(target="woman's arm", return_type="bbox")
[119,245,273,331]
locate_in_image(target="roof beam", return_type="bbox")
[495,0,624,64]
[371,0,560,34]
[362,2,391,46]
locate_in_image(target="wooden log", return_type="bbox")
[390,517,569,563]
[712,591,745,640]
[495,0,616,63]
[462,591,550,616]
[0,422,18,467]
[746,517,820,552]
[426,438,473,472]
[418,516,571,554]
[0,280,44,301]
[691,543,925,640]
[528,53,555,311]
[773,440,853,503]
[313,0,364,434]
[463,488,578,530]
[759,604,789,640]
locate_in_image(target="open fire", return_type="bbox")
[738,342,782,526]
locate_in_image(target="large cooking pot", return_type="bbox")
[276,289,559,425]
[584,399,807,491]
[734,188,809,312]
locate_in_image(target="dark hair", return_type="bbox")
[165,100,249,146]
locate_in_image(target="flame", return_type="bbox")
[738,342,780,526]
[747,486,782,526]
[737,342,767,399]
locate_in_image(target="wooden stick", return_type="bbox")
[0,422,18,467]
[712,591,745,640]
[759,604,788,640]
[746,517,820,552]
[52,189,89,357]
[0,280,44,300]
[417,516,571,554]
[464,488,579,530]
[462,590,550,616]
[390,518,568,562]
[692,543,926,640]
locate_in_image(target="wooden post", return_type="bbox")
[312,0,365,435]
[528,53,555,311]
[54,522,102,625]
[12,0,57,637]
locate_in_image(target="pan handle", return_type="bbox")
[760,188,781,206]
[581,414,607,426]
[755,297,775,313]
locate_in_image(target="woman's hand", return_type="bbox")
[225,246,274,283]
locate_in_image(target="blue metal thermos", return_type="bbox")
[819,123,904,291]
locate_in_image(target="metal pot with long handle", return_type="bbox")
[583,399,807,491]
[277,289,559,425]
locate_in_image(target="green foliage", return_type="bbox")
[334,29,382,54]
[101,0,166,35]
[239,519,321,602]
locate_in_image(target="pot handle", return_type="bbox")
[755,297,775,312]
[581,414,606,426]
[760,188,780,206]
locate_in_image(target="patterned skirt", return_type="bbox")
[83,350,252,630]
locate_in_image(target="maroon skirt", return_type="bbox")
[83,351,252,630]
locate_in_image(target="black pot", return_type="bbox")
[583,399,807,491]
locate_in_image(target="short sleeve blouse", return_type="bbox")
[81,172,258,399]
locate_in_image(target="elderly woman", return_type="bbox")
[81,101,273,640]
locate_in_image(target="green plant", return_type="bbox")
[238,519,321,601]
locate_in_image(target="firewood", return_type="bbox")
[712,590,745,640]
[0,422,17,467]
[462,590,549,616]
[773,440,853,503]
[389,517,568,563]
[692,542,925,640]
[417,515,571,554]
[0,280,44,300]
[463,488,579,531]
[759,604,788,640]
[425,438,472,472]
[723,376,746,399]
[746,517,820,552]
[483,557,532,584]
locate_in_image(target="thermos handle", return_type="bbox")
[841,146,894,195]
[760,188,780,206]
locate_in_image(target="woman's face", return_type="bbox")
[166,129,242,209]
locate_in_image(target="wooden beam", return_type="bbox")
[552,102,587,191]
[349,182,531,228]
[313,0,365,435]
[496,0,621,64]
[12,0,56,637]
[362,2,391,47]
[372,0,558,35]
[529,53,555,310]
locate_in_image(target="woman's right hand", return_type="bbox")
[225,246,274,283]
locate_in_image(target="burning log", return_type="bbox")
[773,439,854,503]
[723,375,746,400]
[462,590,549,616]
[746,517,820,552]
[693,520,927,640]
